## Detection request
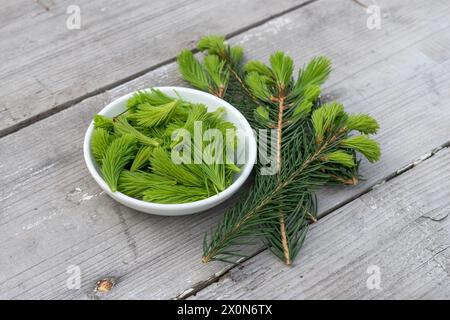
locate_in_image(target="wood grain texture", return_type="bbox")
[192,148,450,299]
[1,0,450,299]
[0,0,307,136]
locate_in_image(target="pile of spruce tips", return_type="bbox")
[91,89,240,204]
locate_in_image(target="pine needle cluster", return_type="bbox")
[177,35,381,265]
[91,89,240,203]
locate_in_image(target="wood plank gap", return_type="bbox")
[176,141,450,300]
[0,0,320,139]
[174,247,266,300]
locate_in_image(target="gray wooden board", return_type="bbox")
[1,0,450,299]
[0,0,307,136]
[192,147,450,299]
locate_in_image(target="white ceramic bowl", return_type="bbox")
[83,87,257,216]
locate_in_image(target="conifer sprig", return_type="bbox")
[118,170,176,198]
[177,49,229,98]
[130,146,153,171]
[113,116,160,147]
[91,128,113,164]
[127,100,181,128]
[177,35,381,265]
[101,135,138,192]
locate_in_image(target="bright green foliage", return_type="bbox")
[245,72,272,101]
[312,104,380,163]
[243,51,295,101]
[176,35,381,266]
[311,102,345,142]
[127,89,175,113]
[183,104,208,130]
[206,108,237,141]
[293,85,321,118]
[198,35,244,67]
[269,51,294,90]
[197,35,227,56]
[346,114,380,134]
[150,147,204,187]
[101,135,137,192]
[128,100,181,128]
[206,106,225,124]
[341,135,381,162]
[204,55,229,92]
[244,60,274,78]
[291,56,331,99]
[130,146,153,171]
[255,105,270,123]
[113,116,160,147]
[176,105,238,193]
[326,150,356,168]
[94,115,114,131]
[177,50,210,92]
[91,128,113,165]
[92,89,240,203]
[177,49,230,97]
[178,36,244,97]
[118,170,176,198]
[143,184,210,204]
[229,46,244,67]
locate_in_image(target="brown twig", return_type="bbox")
[276,96,291,265]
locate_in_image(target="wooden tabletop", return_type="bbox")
[1,0,449,299]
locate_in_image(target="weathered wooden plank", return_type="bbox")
[1,0,450,299]
[0,0,307,136]
[192,148,450,299]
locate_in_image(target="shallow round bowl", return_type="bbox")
[83,86,257,216]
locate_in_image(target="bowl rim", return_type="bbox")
[83,86,257,212]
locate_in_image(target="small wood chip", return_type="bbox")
[95,278,115,293]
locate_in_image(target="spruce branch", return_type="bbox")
[177,36,381,265]
[201,125,336,264]
[197,35,260,105]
